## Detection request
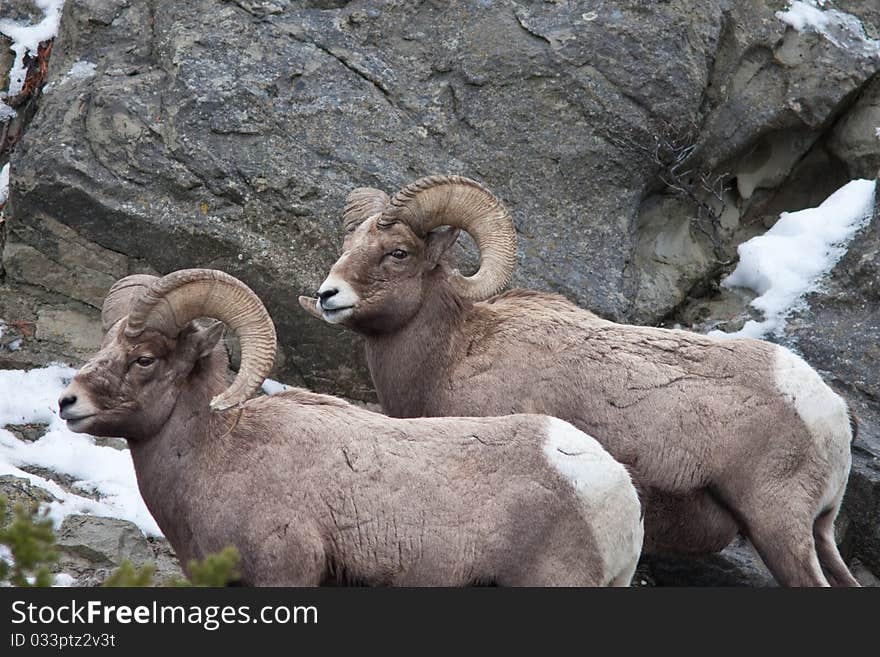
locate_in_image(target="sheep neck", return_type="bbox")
[127,348,235,562]
[364,275,467,417]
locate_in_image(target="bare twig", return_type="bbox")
[609,120,732,263]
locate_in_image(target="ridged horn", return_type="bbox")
[125,269,276,411]
[343,187,390,232]
[382,175,517,300]
[101,274,159,333]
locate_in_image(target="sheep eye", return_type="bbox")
[390,249,408,260]
[135,356,156,367]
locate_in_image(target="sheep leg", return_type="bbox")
[608,555,640,587]
[813,506,860,587]
[742,517,829,587]
[501,531,608,587]
[503,554,605,587]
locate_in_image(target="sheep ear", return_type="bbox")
[298,295,323,320]
[425,226,461,267]
[179,320,225,361]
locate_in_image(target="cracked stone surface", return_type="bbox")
[55,514,183,586]
[7,1,879,397]
[1,0,879,586]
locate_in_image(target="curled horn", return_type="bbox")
[125,269,276,411]
[382,175,517,300]
[343,187,390,232]
[101,274,159,333]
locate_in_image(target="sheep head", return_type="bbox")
[59,269,277,440]
[299,175,518,332]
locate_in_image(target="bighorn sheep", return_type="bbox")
[299,175,859,587]
[59,269,643,586]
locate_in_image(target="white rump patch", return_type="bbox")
[542,417,643,584]
[773,347,852,510]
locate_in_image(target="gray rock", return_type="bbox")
[0,478,183,587]
[4,422,49,442]
[0,3,703,390]
[0,0,43,25]
[55,514,183,586]
[828,75,880,179]
[0,270,115,368]
[641,536,776,587]
[14,466,85,497]
[0,474,56,522]
[642,535,879,587]
[9,0,879,400]
[93,436,128,451]
[35,307,101,353]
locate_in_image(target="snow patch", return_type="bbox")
[0,103,16,122]
[261,378,290,395]
[0,163,9,206]
[0,0,66,98]
[43,60,96,93]
[775,1,880,57]
[52,573,76,587]
[710,179,876,339]
[0,365,161,536]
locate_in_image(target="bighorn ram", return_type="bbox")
[300,175,859,587]
[59,269,643,586]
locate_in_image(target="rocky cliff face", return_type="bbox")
[3,0,877,396]
[1,0,879,585]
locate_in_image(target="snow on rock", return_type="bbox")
[775,1,880,58]
[0,0,66,98]
[0,103,16,122]
[0,365,161,536]
[52,573,76,587]
[710,178,876,340]
[43,60,96,93]
[0,162,9,206]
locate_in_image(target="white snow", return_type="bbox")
[775,1,880,56]
[777,0,831,33]
[0,163,9,206]
[261,378,290,395]
[0,0,66,98]
[0,102,15,122]
[52,573,75,587]
[43,60,96,93]
[710,178,876,339]
[63,60,95,79]
[0,365,161,536]
[875,126,880,141]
